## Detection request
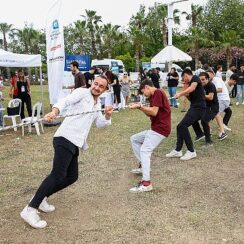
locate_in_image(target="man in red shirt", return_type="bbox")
[129,79,171,193]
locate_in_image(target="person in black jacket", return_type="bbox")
[167,67,179,108]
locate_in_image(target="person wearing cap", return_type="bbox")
[166,68,206,161]
[129,79,171,193]
[236,64,244,105]
[207,69,230,137]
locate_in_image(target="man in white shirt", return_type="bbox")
[207,69,231,137]
[20,75,113,229]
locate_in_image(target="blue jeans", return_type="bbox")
[237,84,244,103]
[168,87,177,106]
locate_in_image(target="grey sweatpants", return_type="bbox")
[130,130,165,181]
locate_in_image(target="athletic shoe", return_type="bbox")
[218,132,228,141]
[39,197,55,213]
[236,102,239,106]
[194,135,205,142]
[202,141,213,148]
[181,110,187,113]
[223,124,232,131]
[130,168,142,174]
[242,102,244,105]
[180,150,197,161]
[20,205,47,229]
[174,105,178,108]
[129,182,153,193]
[166,149,183,158]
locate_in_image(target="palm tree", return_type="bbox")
[102,23,120,58]
[74,20,87,54]
[82,10,102,57]
[187,27,215,69]
[0,23,13,50]
[219,30,243,68]
[182,4,203,27]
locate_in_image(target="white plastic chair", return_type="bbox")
[21,102,44,136]
[3,98,22,131]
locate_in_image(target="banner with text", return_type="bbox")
[64,54,90,72]
[46,0,65,104]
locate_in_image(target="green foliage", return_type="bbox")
[115,53,135,72]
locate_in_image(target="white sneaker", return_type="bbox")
[242,102,244,105]
[129,183,153,193]
[39,197,55,213]
[180,150,197,161]
[130,168,142,174]
[20,205,47,229]
[223,124,232,131]
[166,149,183,158]
[236,102,239,106]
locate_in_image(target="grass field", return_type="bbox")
[0,85,243,243]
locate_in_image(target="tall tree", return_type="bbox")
[0,23,13,50]
[74,20,87,54]
[82,10,102,57]
[182,4,203,27]
[102,23,120,58]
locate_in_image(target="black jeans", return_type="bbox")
[223,107,232,126]
[29,137,79,209]
[176,107,206,152]
[193,107,218,143]
[113,89,121,104]
[20,94,32,119]
[231,84,237,98]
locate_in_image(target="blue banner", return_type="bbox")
[64,54,90,72]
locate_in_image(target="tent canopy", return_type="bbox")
[0,49,42,67]
[151,45,192,64]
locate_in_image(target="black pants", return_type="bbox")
[114,89,121,104]
[193,107,218,143]
[176,107,206,152]
[231,84,237,98]
[29,137,79,209]
[20,94,32,119]
[223,107,232,126]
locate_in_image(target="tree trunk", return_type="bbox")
[226,49,232,70]
[79,36,83,54]
[3,33,10,79]
[91,32,97,58]
[162,18,167,47]
[35,67,38,82]
[194,49,199,70]
[135,49,140,72]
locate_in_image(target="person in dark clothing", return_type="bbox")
[236,64,244,105]
[167,67,179,107]
[63,61,86,90]
[84,67,95,88]
[193,72,219,146]
[17,70,32,119]
[166,69,206,161]
[150,69,160,88]
[105,70,121,107]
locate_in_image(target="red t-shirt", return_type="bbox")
[10,77,18,96]
[149,89,171,137]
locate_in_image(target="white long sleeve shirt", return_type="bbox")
[53,88,111,148]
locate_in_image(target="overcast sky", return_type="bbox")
[1,0,207,30]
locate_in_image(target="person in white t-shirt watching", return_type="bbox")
[207,69,231,136]
[215,65,223,79]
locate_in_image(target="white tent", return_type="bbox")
[0,49,44,113]
[151,45,192,64]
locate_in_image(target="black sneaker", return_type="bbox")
[218,132,228,141]
[174,105,179,108]
[194,135,205,142]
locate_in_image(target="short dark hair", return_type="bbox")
[203,63,210,71]
[90,66,96,71]
[229,64,235,68]
[182,68,193,76]
[217,65,222,70]
[156,67,161,71]
[199,72,210,79]
[230,73,239,81]
[138,79,154,94]
[71,61,79,69]
[171,67,176,72]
